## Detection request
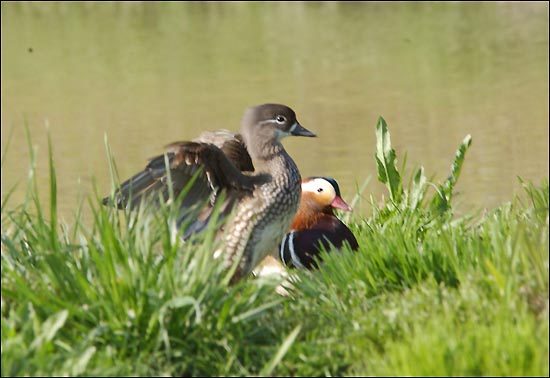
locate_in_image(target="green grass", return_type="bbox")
[1,119,548,376]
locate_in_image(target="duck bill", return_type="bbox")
[290,122,316,137]
[331,196,352,211]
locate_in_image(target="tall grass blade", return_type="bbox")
[46,129,60,252]
[410,166,427,210]
[374,116,402,203]
[431,134,472,214]
[1,124,15,170]
[260,325,302,376]
[29,309,69,351]
[344,175,371,224]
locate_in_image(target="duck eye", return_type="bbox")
[275,115,286,124]
[317,188,324,193]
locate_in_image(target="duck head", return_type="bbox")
[301,176,353,213]
[291,176,352,230]
[240,103,316,160]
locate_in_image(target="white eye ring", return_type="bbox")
[275,115,286,124]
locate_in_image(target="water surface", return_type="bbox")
[2,2,548,221]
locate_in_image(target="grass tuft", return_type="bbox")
[1,120,548,376]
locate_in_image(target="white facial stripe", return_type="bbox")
[302,178,336,198]
[280,234,289,264]
[287,232,306,269]
[302,179,322,193]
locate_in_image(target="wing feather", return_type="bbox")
[102,137,260,240]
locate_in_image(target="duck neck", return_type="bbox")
[249,139,284,163]
[251,141,296,175]
[291,198,333,230]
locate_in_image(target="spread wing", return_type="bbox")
[102,131,261,239]
[194,130,254,173]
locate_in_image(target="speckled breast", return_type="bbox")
[224,165,302,279]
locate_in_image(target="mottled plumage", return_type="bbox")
[102,103,316,282]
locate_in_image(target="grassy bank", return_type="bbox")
[1,120,548,376]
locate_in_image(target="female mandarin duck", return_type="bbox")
[102,103,316,283]
[278,176,359,269]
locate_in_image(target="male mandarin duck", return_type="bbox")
[102,103,316,283]
[278,176,359,269]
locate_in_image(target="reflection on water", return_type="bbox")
[1,2,548,221]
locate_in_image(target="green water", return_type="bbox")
[1,2,548,219]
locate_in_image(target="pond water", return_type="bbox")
[1,2,548,222]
